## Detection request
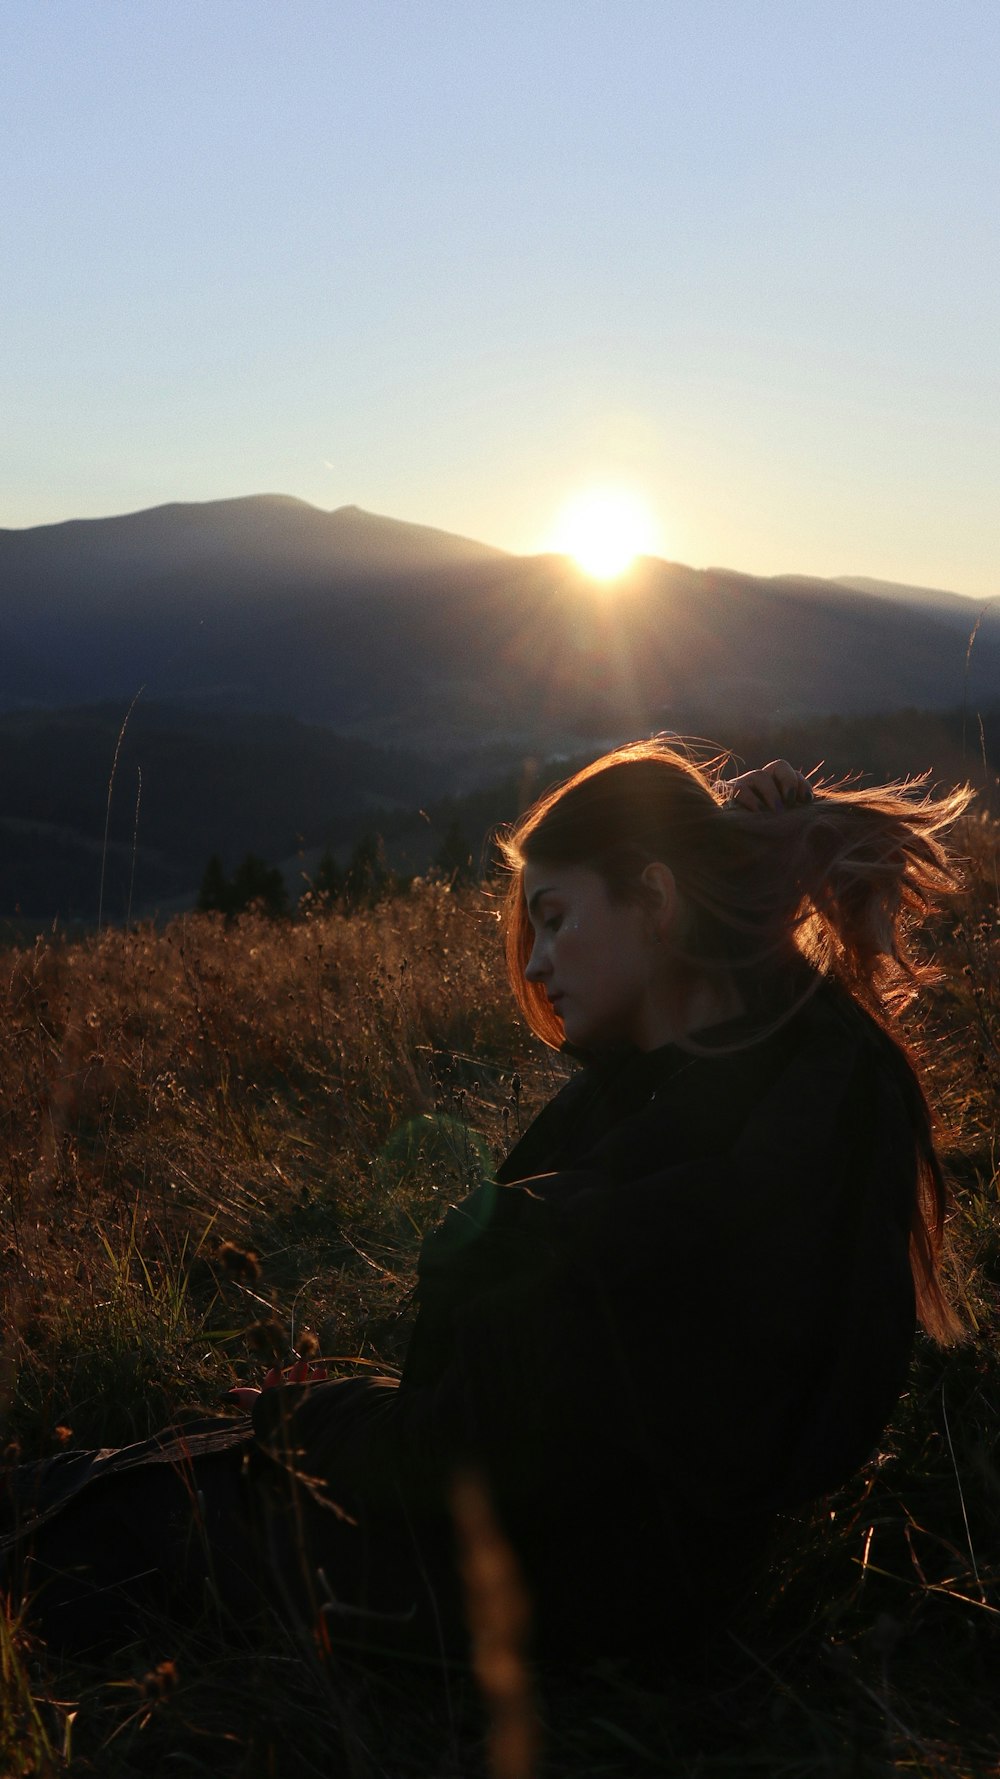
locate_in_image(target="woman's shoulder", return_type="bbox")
[494,1058,635,1183]
[495,979,881,1187]
[733,980,915,1136]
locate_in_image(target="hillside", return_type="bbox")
[2,497,997,750]
[2,699,997,928]
[0,704,442,924]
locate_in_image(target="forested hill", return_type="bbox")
[0,704,440,926]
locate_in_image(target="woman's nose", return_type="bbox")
[524,937,549,982]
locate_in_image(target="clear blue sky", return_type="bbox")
[3,0,997,595]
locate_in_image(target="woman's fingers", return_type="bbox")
[228,1358,331,1402]
[768,759,813,805]
[728,760,813,812]
[286,1358,329,1384]
[739,778,773,811]
[225,1386,262,1409]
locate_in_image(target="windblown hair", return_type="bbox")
[499,740,972,1344]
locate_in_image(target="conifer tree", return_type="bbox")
[231,854,289,918]
[343,832,390,908]
[197,854,234,916]
[311,847,344,904]
[434,818,477,885]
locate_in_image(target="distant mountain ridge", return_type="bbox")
[0,496,505,607]
[1,495,997,751]
[834,574,982,612]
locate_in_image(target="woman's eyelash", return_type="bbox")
[544,915,562,933]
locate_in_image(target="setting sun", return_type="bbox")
[550,488,661,580]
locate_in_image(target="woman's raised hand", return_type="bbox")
[226,1356,329,1411]
[726,759,814,812]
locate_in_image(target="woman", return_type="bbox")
[3,744,969,1667]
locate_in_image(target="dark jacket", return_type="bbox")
[261,982,918,1654]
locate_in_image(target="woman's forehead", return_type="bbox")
[522,861,604,907]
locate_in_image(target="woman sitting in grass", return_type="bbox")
[3,742,970,1671]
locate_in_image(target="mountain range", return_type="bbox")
[0,495,995,923]
[2,495,996,752]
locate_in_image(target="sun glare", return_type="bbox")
[551,488,660,581]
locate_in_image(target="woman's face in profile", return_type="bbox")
[522,861,664,1052]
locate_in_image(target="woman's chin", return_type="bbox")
[559,1017,614,1053]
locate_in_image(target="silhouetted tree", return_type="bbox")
[197,854,234,917]
[434,818,476,885]
[343,832,391,908]
[198,853,288,920]
[231,854,289,918]
[310,847,344,904]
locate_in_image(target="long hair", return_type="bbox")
[498,740,972,1344]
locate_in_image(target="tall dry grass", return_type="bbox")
[1,881,564,1458]
[0,841,998,1775]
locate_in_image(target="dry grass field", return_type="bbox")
[1,831,999,1777]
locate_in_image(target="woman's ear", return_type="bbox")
[638,861,679,939]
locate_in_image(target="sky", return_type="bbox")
[2,0,998,596]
